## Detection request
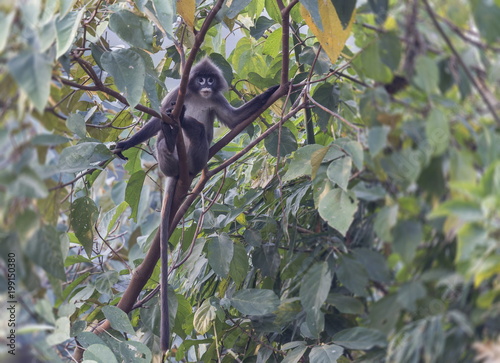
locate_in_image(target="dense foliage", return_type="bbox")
[1,0,500,362]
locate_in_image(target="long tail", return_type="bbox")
[160,177,177,352]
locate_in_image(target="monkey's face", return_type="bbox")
[194,75,216,98]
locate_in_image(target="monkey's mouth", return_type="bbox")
[200,88,212,98]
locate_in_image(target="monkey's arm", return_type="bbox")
[213,85,279,128]
[114,118,162,159]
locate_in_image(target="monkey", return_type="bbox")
[113,58,278,351]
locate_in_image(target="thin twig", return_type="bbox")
[306,93,361,131]
[422,0,500,124]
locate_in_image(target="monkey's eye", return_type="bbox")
[197,77,206,85]
[207,77,214,85]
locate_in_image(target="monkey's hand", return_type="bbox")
[160,122,179,154]
[265,85,280,94]
[112,143,129,160]
[261,85,279,100]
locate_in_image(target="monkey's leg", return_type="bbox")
[180,117,209,175]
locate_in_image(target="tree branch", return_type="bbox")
[422,0,500,124]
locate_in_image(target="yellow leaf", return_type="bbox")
[236,213,247,226]
[384,16,397,30]
[177,0,195,29]
[300,2,355,63]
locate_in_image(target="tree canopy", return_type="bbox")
[1,0,500,362]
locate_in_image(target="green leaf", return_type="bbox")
[61,272,90,302]
[353,40,392,83]
[425,109,450,156]
[226,0,253,18]
[39,20,57,53]
[331,0,357,28]
[396,281,427,312]
[312,83,339,129]
[83,344,119,363]
[282,344,307,363]
[66,113,87,139]
[141,290,177,335]
[318,189,358,235]
[300,262,333,312]
[471,0,500,44]
[193,298,217,334]
[60,0,78,18]
[55,10,84,58]
[300,46,332,75]
[265,127,298,157]
[76,331,106,348]
[26,226,66,281]
[431,200,484,221]
[97,202,128,238]
[309,344,344,363]
[64,255,91,267]
[300,0,323,30]
[333,327,387,350]
[152,0,176,38]
[333,139,364,170]
[172,295,192,338]
[31,134,70,146]
[102,306,135,335]
[456,223,488,262]
[101,49,146,107]
[243,228,262,247]
[70,197,99,257]
[352,181,387,202]
[326,156,352,191]
[379,31,401,70]
[58,142,112,173]
[207,234,234,278]
[263,27,282,58]
[46,317,71,346]
[4,168,48,199]
[94,271,120,295]
[352,248,392,284]
[413,56,439,95]
[119,341,152,363]
[300,262,333,336]
[392,220,422,263]
[327,294,364,315]
[125,170,146,222]
[369,0,389,25]
[252,244,280,277]
[250,16,276,39]
[0,11,15,52]
[368,126,390,157]
[373,204,398,242]
[336,256,369,296]
[283,144,324,181]
[229,243,249,284]
[109,10,153,50]
[7,49,52,112]
[230,289,280,315]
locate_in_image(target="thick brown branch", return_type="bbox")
[277,0,299,85]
